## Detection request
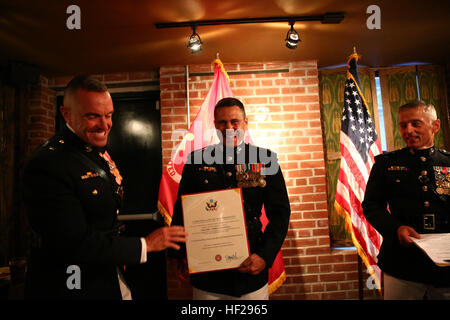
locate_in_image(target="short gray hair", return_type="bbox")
[399,101,438,122]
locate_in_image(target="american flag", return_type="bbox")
[334,52,383,290]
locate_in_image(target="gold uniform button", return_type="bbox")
[420,156,427,162]
[395,179,401,183]
[424,201,430,207]
[226,172,232,177]
[422,186,428,192]
[204,179,208,184]
[92,189,98,195]
[59,140,64,144]
[421,170,427,176]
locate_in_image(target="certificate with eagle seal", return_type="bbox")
[181,188,250,274]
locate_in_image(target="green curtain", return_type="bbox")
[319,68,376,246]
[417,66,446,149]
[380,66,448,151]
[383,69,419,150]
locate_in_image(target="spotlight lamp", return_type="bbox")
[155,12,344,51]
[187,26,202,53]
[285,22,300,49]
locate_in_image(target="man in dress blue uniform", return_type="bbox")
[171,97,291,300]
[22,75,186,299]
[362,101,450,299]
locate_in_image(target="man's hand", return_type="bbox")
[397,225,421,246]
[237,254,266,275]
[145,226,187,252]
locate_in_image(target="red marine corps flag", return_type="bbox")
[334,50,383,291]
[157,57,286,294]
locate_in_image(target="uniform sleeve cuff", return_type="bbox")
[140,237,147,263]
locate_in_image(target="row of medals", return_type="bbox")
[435,172,450,195]
[236,172,266,188]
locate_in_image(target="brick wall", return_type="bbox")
[160,60,380,300]
[27,76,57,156]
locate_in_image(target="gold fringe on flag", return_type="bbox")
[158,200,172,226]
[334,201,382,293]
[268,270,287,295]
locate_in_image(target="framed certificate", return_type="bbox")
[181,188,250,274]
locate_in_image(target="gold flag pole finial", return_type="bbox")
[212,53,230,82]
[348,46,360,64]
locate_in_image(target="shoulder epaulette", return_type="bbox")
[377,149,397,157]
[42,136,66,153]
[375,148,406,161]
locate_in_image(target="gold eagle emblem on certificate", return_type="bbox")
[205,199,218,211]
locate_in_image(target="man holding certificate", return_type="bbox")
[171,97,291,300]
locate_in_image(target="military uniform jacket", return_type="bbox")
[362,147,450,286]
[171,143,291,297]
[22,125,142,299]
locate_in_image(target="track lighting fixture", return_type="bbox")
[155,12,344,52]
[285,22,300,49]
[187,26,202,53]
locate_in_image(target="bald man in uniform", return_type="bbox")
[23,75,186,299]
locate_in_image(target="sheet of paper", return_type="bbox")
[410,233,450,267]
[181,188,250,274]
